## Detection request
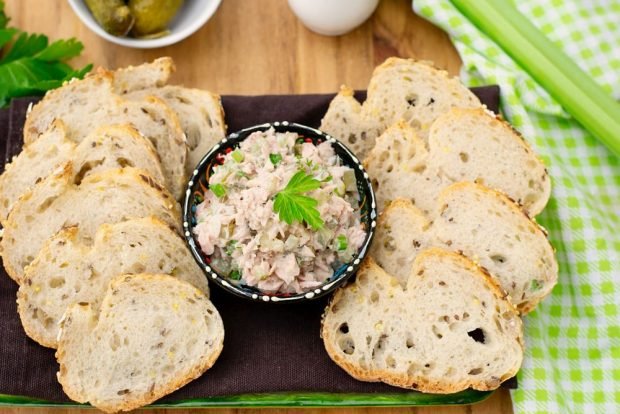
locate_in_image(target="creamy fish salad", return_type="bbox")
[193,128,366,294]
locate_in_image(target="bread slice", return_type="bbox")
[0,165,180,283]
[368,199,435,284]
[320,58,481,159]
[319,86,383,157]
[433,183,557,313]
[111,57,175,94]
[0,120,165,223]
[427,108,550,216]
[369,183,557,313]
[18,217,209,348]
[56,273,224,413]
[322,252,523,394]
[23,72,187,199]
[364,116,550,216]
[0,121,73,221]
[126,86,226,173]
[107,57,227,173]
[363,121,444,214]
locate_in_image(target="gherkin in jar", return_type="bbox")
[84,0,135,36]
[128,0,184,38]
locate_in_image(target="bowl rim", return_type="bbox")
[67,0,222,49]
[182,121,377,303]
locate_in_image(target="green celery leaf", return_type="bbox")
[273,171,324,230]
[0,27,17,50]
[0,1,8,29]
[1,32,48,63]
[0,3,91,107]
[284,170,322,193]
[36,38,84,61]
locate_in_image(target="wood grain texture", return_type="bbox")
[0,0,512,413]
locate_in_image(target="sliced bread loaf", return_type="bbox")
[22,72,187,199]
[320,58,481,159]
[126,86,226,173]
[369,183,557,313]
[56,273,224,413]
[364,115,550,216]
[322,251,523,393]
[18,216,209,348]
[0,165,180,283]
[0,121,165,222]
[111,57,175,93]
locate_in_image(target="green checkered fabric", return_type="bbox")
[413,1,620,412]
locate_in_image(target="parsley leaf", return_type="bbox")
[0,1,92,107]
[273,171,324,230]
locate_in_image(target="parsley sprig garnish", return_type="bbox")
[273,171,324,230]
[0,1,92,107]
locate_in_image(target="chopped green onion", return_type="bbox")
[210,183,227,198]
[231,149,244,163]
[225,240,237,256]
[269,153,283,165]
[336,234,348,251]
[229,269,241,280]
[321,175,333,182]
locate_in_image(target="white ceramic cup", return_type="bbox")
[288,0,380,36]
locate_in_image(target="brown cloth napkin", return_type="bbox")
[0,87,509,403]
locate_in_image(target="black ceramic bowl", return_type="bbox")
[183,122,377,303]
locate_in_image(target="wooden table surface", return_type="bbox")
[2,0,512,413]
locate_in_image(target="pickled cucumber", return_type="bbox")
[128,0,184,37]
[84,0,135,36]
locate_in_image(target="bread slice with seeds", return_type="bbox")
[364,112,550,216]
[111,57,175,94]
[368,199,435,284]
[319,86,382,157]
[322,251,523,394]
[125,86,226,173]
[18,217,209,348]
[107,57,227,173]
[23,72,186,199]
[427,108,550,216]
[56,273,224,413]
[369,183,557,313]
[0,120,165,223]
[363,121,443,214]
[320,58,481,159]
[0,165,180,283]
